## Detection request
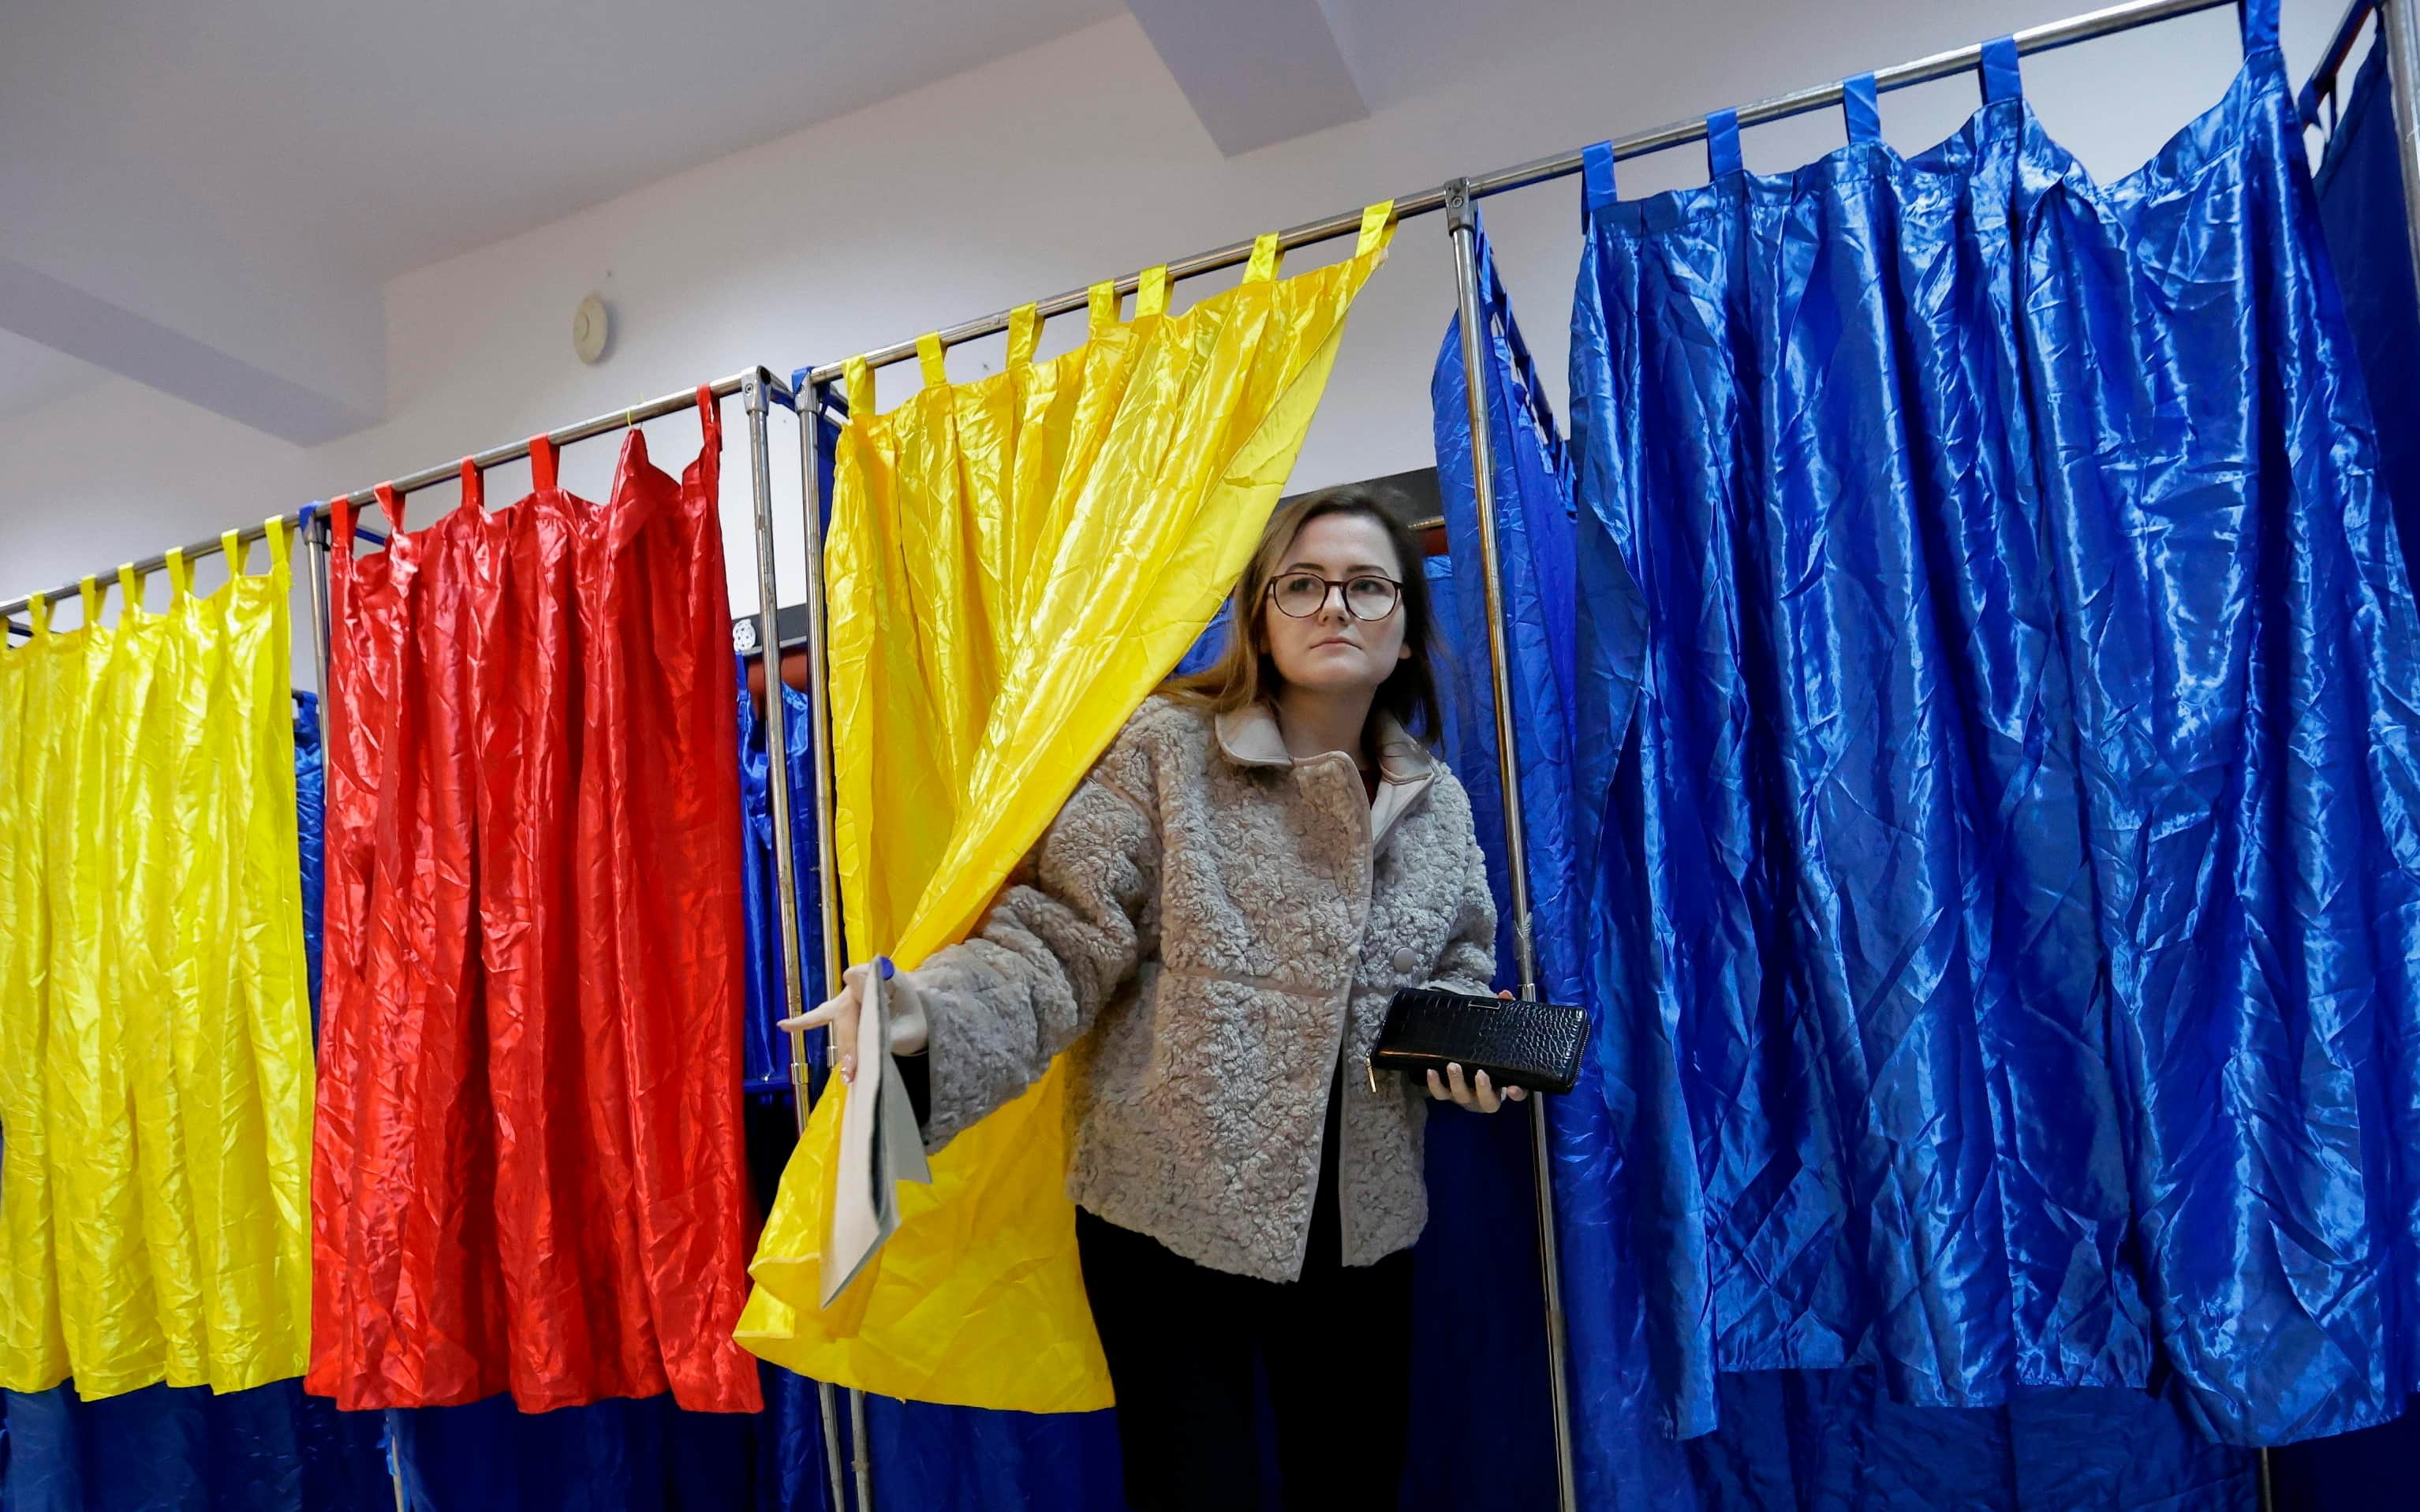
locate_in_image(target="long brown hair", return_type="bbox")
[1163,484,1442,737]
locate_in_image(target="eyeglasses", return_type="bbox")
[1267,572,1402,622]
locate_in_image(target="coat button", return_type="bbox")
[1391,948,1421,976]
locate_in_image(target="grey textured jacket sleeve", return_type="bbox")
[898,733,1160,1149]
[1423,822,1500,999]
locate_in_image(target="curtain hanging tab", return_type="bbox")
[458,460,483,515]
[26,592,46,640]
[78,576,98,628]
[1707,109,1744,178]
[1088,281,1119,331]
[1136,267,1169,318]
[1981,35,2022,103]
[1582,141,1619,207]
[220,530,243,577]
[1843,72,1881,143]
[1356,200,1393,256]
[917,334,948,388]
[166,549,189,602]
[2243,0,2279,51]
[845,356,876,417]
[375,483,405,536]
[1243,232,1281,282]
[1007,304,1040,368]
[263,516,290,585]
[116,564,140,614]
[530,436,558,493]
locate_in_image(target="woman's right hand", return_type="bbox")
[781,966,867,1085]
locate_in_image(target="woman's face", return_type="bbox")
[1260,510,1410,697]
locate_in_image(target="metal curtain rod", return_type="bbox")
[806,0,2232,387]
[0,366,791,625]
[2300,0,2377,121]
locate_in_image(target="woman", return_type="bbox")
[790,485,1520,1510]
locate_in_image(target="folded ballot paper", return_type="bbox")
[821,958,933,1306]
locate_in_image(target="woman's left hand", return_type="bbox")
[1425,991,1529,1114]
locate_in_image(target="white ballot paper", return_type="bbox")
[821,961,933,1306]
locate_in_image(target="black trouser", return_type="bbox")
[1074,1107,1414,1512]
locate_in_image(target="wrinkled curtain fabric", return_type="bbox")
[1567,0,2420,1454]
[1432,215,2252,1512]
[739,204,1396,1412]
[2310,39,2420,581]
[738,671,827,1095]
[0,525,315,1402]
[1,1376,394,1512]
[314,395,760,1413]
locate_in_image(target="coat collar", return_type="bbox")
[1212,701,1435,783]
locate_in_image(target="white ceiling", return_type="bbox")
[3,0,1124,282]
[0,331,105,425]
[0,0,1131,435]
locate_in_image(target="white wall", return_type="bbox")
[0,0,2346,679]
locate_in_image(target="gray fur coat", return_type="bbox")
[898,694,1498,1282]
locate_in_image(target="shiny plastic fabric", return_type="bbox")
[738,670,827,1093]
[0,525,315,1401]
[316,396,760,1413]
[741,205,1396,1412]
[1431,225,2252,1512]
[2312,39,2420,583]
[295,691,327,1034]
[1568,1,2420,1449]
[387,1362,813,1512]
[2,1378,393,1512]
[1683,1372,2251,1510]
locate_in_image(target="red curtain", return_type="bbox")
[313,390,760,1413]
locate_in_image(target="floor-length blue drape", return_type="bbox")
[2310,37,2420,584]
[2266,30,2420,1502]
[1430,216,1686,1512]
[1567,0,2420,1454]
[1433,215,2250,1512]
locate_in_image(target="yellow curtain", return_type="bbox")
[738,205,1395,1411]
[0,521,315,1399]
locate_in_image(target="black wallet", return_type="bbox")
[1369,987,1589,1096]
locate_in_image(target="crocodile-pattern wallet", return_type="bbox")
[1369,987,1589,1096]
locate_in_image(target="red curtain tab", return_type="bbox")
[314,398,759,1413]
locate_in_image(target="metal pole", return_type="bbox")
[0,368,764,622]
[1443,181,1578,1512]
[790,383,861,1512]
[800,0,2228,389]
[794,387,879,1512]
[2382,0,2420,301]
[302,510,334,705]
[6,2,2237,626]
[740,372,853,1512]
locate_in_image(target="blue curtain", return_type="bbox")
[739,668,829,1093]
[1433,211,2254,1512]
[297,689,326,1034]
[2310,36,2420,584]
[2265,28,2420,1504]
[1565,0,2418,1463]
[389,1364,831,1512]
[2,1379,394,1512]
